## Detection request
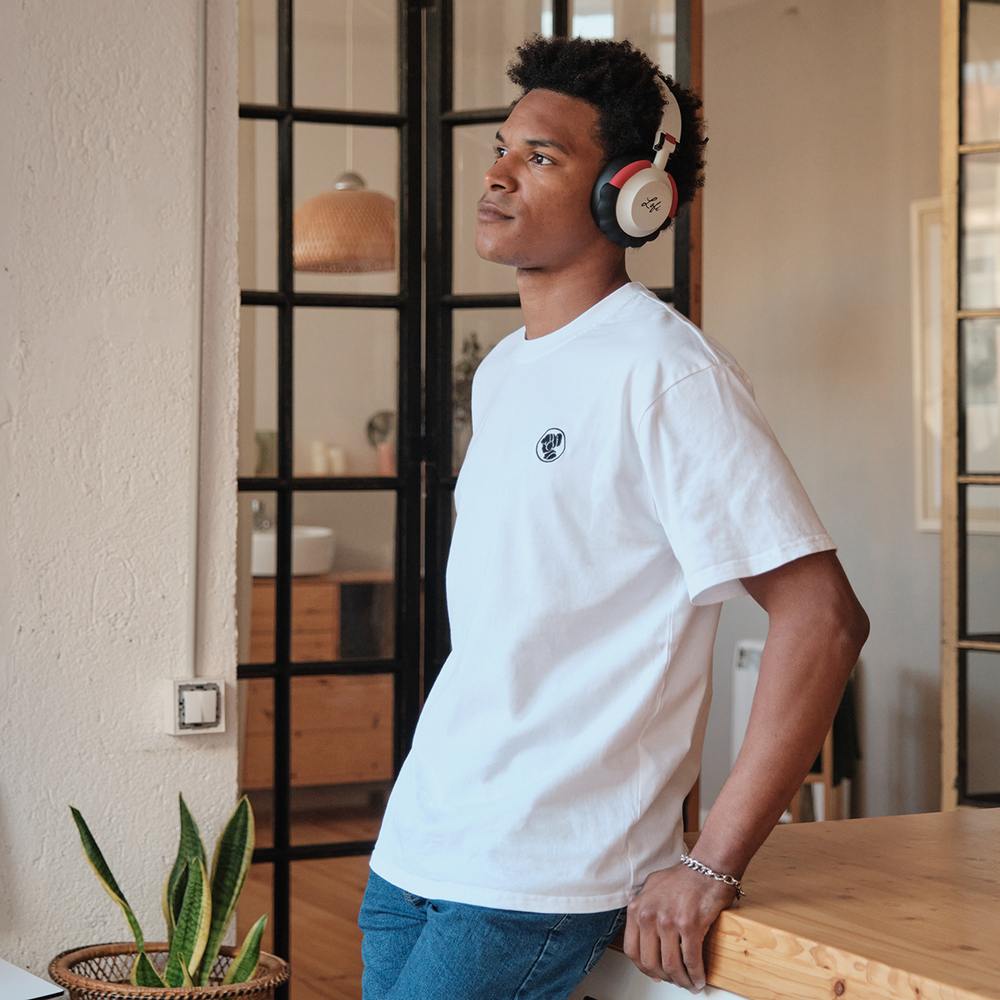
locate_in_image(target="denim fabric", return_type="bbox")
[358,870,626,1000]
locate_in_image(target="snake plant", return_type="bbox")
[70,794,268,988]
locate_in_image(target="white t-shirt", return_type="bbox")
[371,282,834,913]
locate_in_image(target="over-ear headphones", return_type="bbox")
[591,88,684,249]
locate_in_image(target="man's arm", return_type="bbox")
[622,549,870,992]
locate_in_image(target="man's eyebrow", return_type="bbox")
[494,130,569,156]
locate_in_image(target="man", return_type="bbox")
[360,35,869,999]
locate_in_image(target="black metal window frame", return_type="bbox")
[236,0,424,966]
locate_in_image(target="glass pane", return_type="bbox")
[239,119,278,292]
[960,151,1000,310]
[571,0,615,39]
[628,232,675,291]
[239,307,278,480]
[289,856,371,1000]
[452,0,548,111]
[964,0,1000,143]
[652,0,677,77]
[564,0,675,71]
[293,309,398,478]
[965,650,1000,796]
[452,308,523,473]
[240,490,278,663]
[965,485,1000,636]
[294,125,399,295]
[294,0,398,113]
[453,125,519,295]
[238,0,278,106]
[240,677,275,848]
[289,673,392,844]
[237,860,274,951]
[293,491,396,659]
[963,318,1000,473]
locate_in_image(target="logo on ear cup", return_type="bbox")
[591,154,678,249]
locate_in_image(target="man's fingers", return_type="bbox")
[639,922,665,981]
[627,907,698,990]
[624,906,664,982]
[679,924,708,992]
[658,929,695,991]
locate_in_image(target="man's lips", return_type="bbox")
[477,200,514,222]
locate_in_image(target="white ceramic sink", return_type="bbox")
[251,526,336,576]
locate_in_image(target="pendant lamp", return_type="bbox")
[293,171,396,274]
[292,0,396,274]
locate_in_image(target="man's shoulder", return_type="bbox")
[594,284,744,389]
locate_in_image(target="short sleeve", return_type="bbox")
[636,364,835,605]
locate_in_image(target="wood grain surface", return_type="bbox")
[702,809,1000,1000]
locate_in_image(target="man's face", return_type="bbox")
[475,88,608,272]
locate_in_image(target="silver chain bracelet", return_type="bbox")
[679,854,745,900]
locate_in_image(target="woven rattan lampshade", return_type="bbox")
[293,171,396,274]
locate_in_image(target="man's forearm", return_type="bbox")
[690,551,869,879]
[623,550,869,992]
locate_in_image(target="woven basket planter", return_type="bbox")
[49,943,290,1000]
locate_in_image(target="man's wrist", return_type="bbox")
[679,853,745,900]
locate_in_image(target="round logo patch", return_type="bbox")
[536,428,566,463]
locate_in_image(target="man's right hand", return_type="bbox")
[623,861,737,992]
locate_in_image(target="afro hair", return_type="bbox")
[506,36,707,221]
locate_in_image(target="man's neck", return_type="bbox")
[516,255,630,340]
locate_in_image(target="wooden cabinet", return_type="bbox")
[242,574,394,790]
[248,576,339,664]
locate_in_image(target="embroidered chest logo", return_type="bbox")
[536,428,566,463]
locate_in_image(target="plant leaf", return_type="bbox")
[221,913,267,986]
[163,793,207,943]
[197,796,255,985]
[70,806,145,951]
[130,950,165,988]
[165,858,212,986]
[164,947,196,989]
[162,861,189,946]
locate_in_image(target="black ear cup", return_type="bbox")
[591,152,679,249]
[592,155,658,249]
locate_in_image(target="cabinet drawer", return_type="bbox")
[242,728,393,787]
[250,577,338,631]
[247,630,337,664]
[241,674,394,788]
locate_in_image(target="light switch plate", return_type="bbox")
[164,679,226,735]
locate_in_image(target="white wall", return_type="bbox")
[700,0,942,818]
[0,0,239,976]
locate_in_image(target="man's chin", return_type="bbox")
[475,239,519,268]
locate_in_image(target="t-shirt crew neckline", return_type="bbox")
[514,282,642,361]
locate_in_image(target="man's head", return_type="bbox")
[505,35,707,229]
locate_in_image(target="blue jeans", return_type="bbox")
[358,871,627,1000]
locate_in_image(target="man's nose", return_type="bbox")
[484,158,515,191]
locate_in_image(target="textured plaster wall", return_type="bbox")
[700,0,942,818]
[0,0,239,976]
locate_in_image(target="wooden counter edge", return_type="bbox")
[704,907,994,1000]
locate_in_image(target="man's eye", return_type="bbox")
[493,146,507,159]
[531,153,552,165]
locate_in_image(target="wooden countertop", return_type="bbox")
[701,809,1000,1000]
